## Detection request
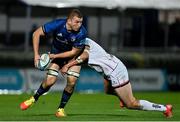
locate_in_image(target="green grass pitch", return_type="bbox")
[0,92,179,121]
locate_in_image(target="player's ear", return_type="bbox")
[67,18,72,24]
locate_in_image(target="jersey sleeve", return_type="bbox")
[42,19,64,34]
[73,27,87,49]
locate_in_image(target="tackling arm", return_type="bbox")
[50,47,83,59]
[61,46,90,73]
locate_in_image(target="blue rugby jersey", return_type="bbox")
[42,19,87,53]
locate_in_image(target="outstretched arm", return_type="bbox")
[50,47,83,59]
[61,46,90,73]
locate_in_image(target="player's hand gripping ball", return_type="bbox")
[37,53,51,71]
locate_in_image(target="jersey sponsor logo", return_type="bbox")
[55,37,69,44]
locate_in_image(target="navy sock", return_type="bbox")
[59,90,72,108]
[33,84,51,101]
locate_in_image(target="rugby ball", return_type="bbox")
[37,53,51,71]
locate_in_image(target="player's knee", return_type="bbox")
[65,78,77,93]
[44,76,57,87]
[67,79,76,88]
[63,69,80,93]
[69,80,76,86]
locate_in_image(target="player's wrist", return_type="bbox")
[34,51,39,56]
[53,54,57,59]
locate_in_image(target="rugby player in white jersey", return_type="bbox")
[58,38,173,118]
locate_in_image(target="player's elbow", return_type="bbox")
[32,30,39,40]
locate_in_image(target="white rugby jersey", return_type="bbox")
[85,38,124,76]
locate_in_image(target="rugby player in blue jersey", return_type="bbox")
[20,9,87,117]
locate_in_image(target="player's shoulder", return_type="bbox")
[44,18,66,28]
[80,25,87,33]
[55,18,66,22]
[78,25,87,37]
[54,18,66,25]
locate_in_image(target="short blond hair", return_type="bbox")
[67,9,83,19]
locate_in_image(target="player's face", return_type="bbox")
[70,16,83,31]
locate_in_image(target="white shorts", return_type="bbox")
[107,61,129,88]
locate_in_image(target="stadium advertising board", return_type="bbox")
[129,69,167,91]
[25,69,66,92]
[25,68,103,92]
[76,68,104,92]
[76,69,167,92]
[0,68,167,94]
[0,69,24,94]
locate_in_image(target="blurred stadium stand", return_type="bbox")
[0,0,180,91]
[0,0,180,65]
